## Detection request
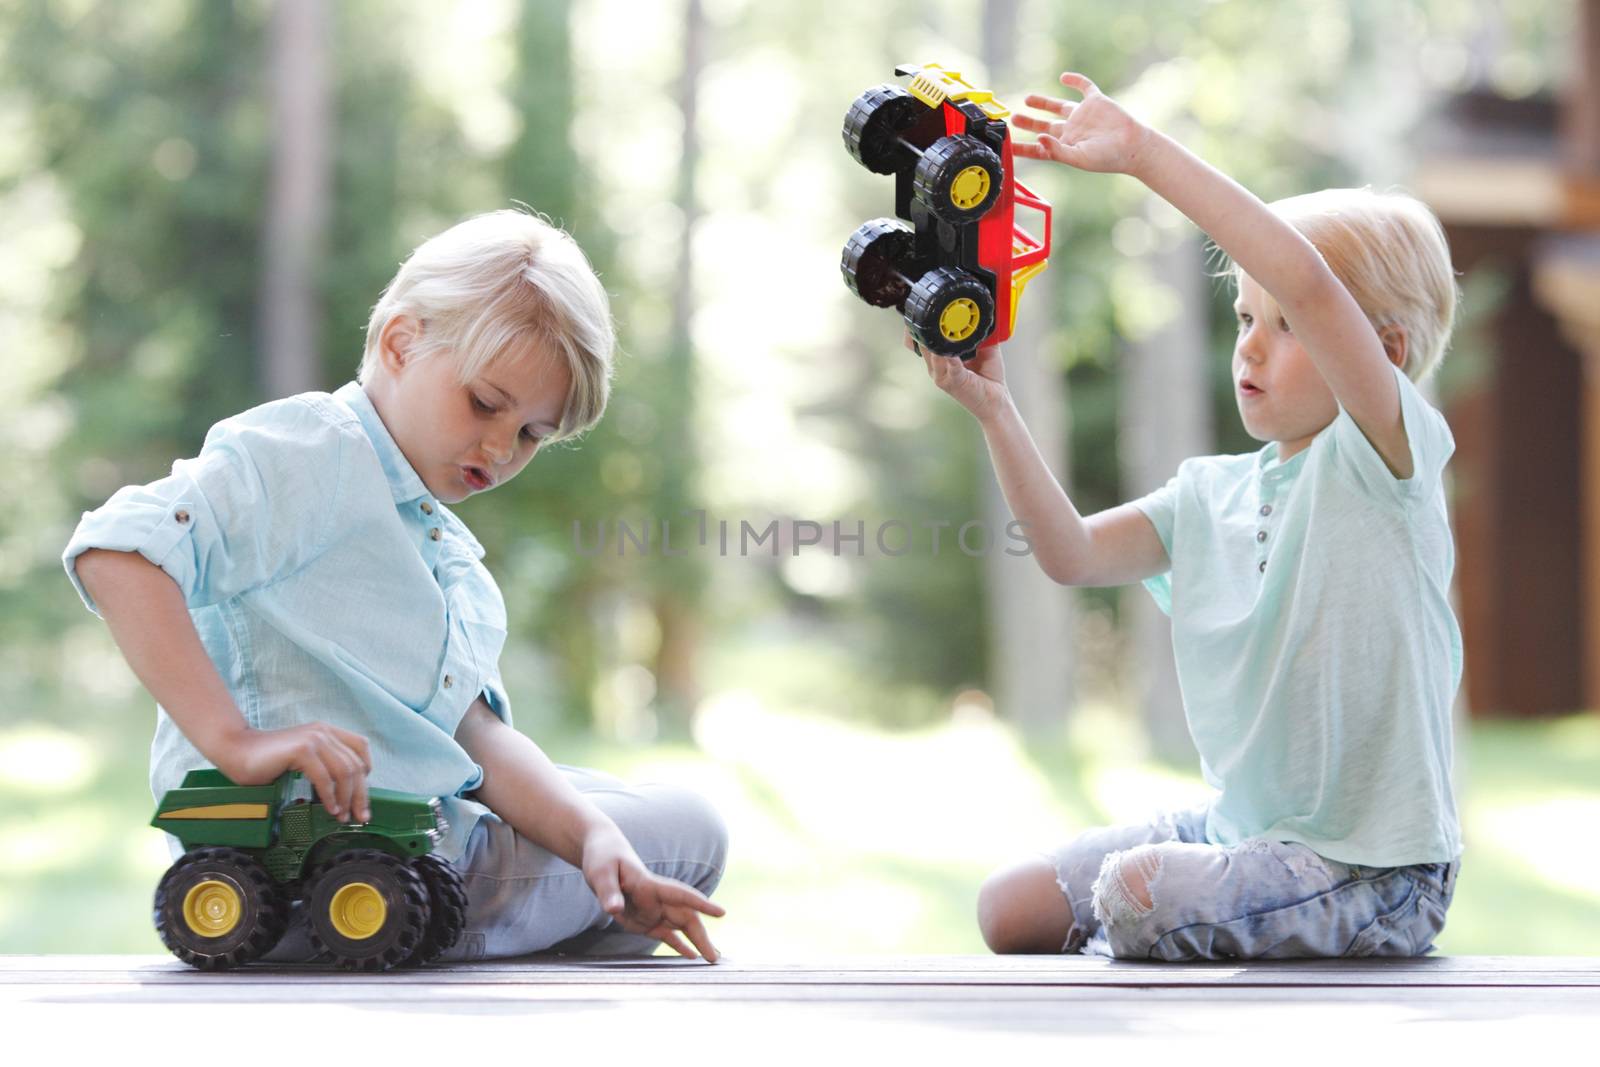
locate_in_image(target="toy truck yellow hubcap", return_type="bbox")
[329,881,388,940]
[950,166,991,210]
[939,298,982,341]
[183,880,243,936]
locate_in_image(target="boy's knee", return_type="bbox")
[1091,846,1163,931]
[606,781,729,896]
[660,784,729,892]
[690,790,730,887]
[977,855,1073,955]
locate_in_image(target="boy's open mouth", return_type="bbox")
[462,466,493,491]
[1239,380,1264,398]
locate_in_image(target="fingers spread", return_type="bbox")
[660,880,726,918]
[624,875,724,962]
[1011,140,1054,161]
[1059,71,1099,96]
[1039,134,1081,166]
[1023,92,1074,116]
[654,928,699,960]
[674,911,720,962]
[1011,113,1066,134]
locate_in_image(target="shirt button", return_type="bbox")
[1256,530,1267,543]
[443,675,453,689]
[1258,560,1267,573]
[429,528,441,542]
[174,510,190,524]
[1259,504,1272,517]
[421,502,434,515]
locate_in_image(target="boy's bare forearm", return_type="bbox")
[74,549,250,759]
[978,397,1092,584]
[1131,132,1326,306]
[456,701,617,867]
[1130,132,1393,403]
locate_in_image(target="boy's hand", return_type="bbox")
[912,331,1012,425]
[1012,72,1155,177]
[216,722,373,824]
[582,825,726,962]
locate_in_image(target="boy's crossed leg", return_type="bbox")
[979,805,1455,961]
[447,765,728,961]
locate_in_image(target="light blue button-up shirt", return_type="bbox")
[63,382,510,862]
[1132,364,1462,868]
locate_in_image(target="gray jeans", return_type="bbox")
[263,765,729,962]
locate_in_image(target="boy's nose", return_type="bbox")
[486,438,514,465]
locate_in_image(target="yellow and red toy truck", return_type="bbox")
[841,63,1052,358]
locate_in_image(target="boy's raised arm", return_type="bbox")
[1015,73,1410,475]
[917,336,1170,587]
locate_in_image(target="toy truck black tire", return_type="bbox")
[903,267,996,357]
[842,218,916,308]
[154,847,289,970]
[842,84,923,174]
[913,135,1003,224]
[405,853,469,966]
[304,848,431,971]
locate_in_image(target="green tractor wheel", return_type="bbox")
[154,847,289,970]
[305,849,430,971]
[405,853,469,966]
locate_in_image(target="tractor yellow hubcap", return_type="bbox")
[939,298,982,342]
[182,880,242,937]
[949,165,991,210]
[329,882,388,940]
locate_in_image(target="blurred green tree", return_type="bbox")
[1,0,268,719]
[0,0,1576,747]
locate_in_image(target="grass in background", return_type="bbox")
[2,690,1596,956]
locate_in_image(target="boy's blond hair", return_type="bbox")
[1226,188,1459,383]
[359,208,615,442]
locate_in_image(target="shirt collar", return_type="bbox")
[1256,439,1311,482]
[334,381,432,506]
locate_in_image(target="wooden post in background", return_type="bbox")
[981,0,1076,736]
[260,0,331,398]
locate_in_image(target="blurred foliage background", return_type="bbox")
[2,0,1595,957]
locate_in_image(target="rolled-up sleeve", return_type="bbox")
[63,398,349,614]
[479,676,513,728]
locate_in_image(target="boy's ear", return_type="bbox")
[1378,325,1408,370]
[378,315,421,374]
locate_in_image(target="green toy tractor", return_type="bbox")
[151,768,468,972]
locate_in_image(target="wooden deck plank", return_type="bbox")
[4,954,1598,987]
[13,980,1599,1008]
[4,956,1596,1053]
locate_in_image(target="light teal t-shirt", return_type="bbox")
[1132,363,1462,867]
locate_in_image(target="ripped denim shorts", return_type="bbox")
[1049,803,1460,960]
